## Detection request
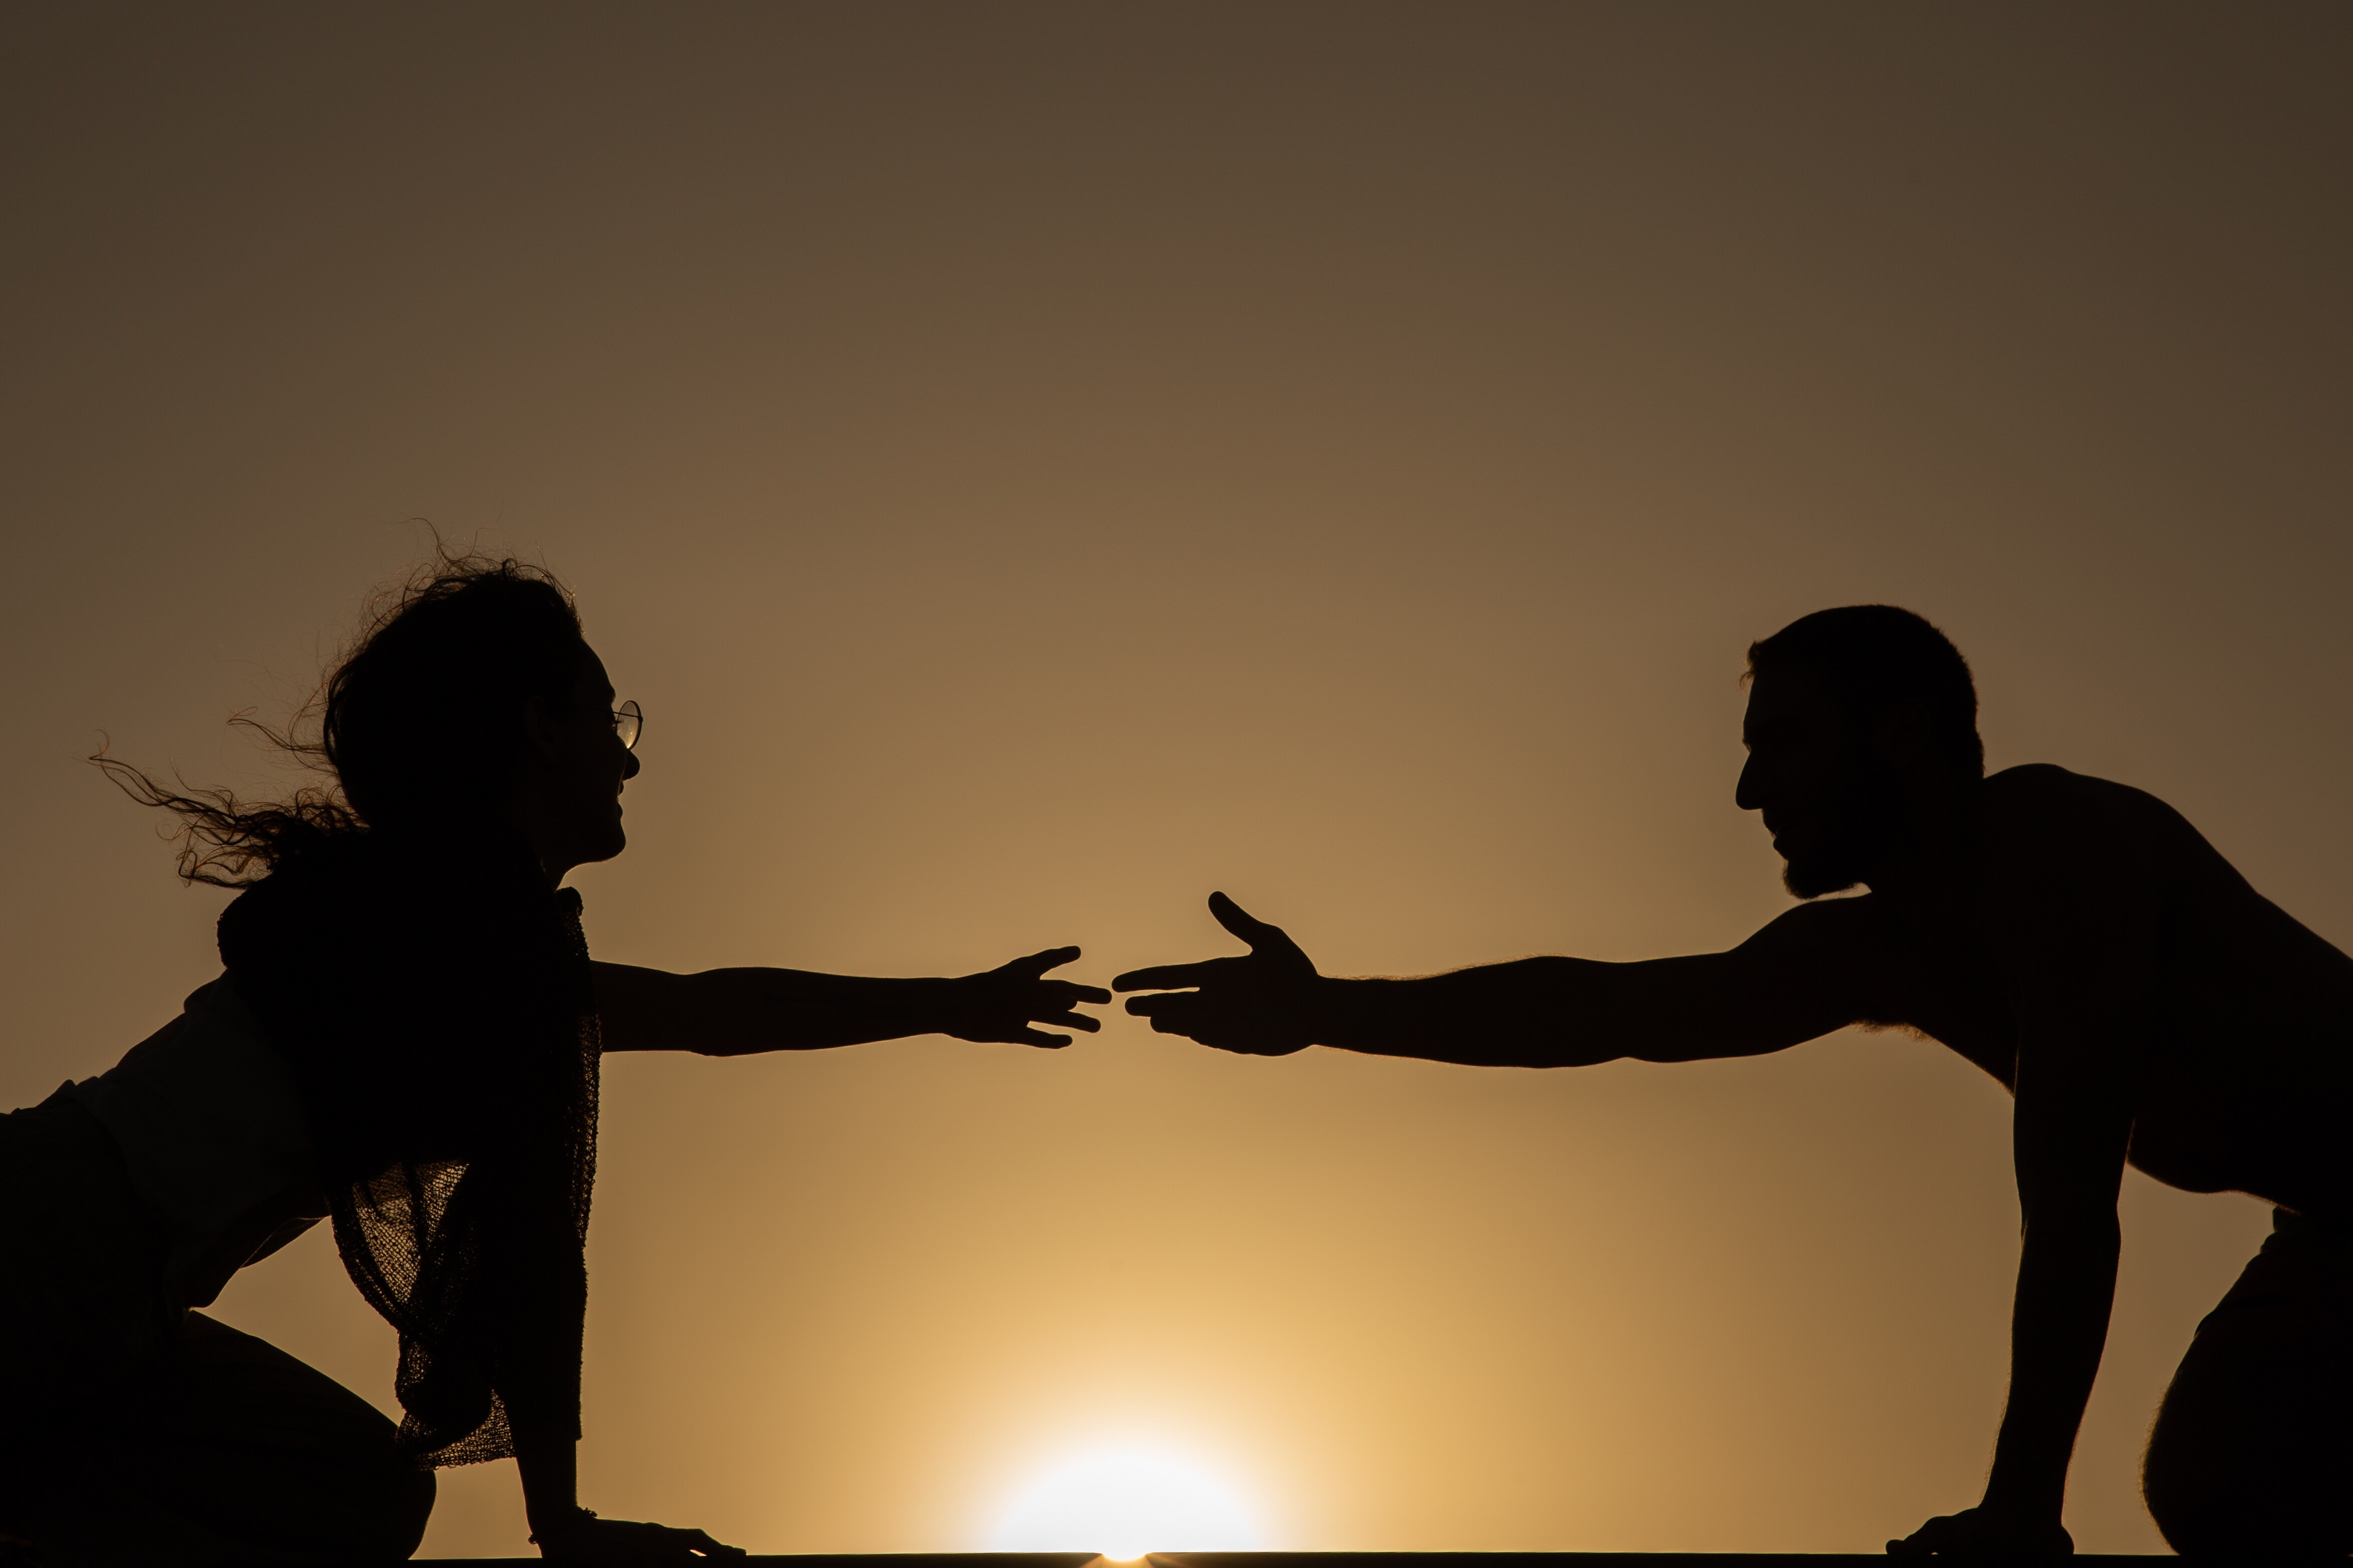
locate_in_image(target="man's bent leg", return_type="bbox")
[33,1312,434,1566]
[2143,1209,2353,1555]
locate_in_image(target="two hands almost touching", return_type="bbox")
[1115,892,1324,1055]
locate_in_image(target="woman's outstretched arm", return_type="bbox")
[593,946,1109,1055]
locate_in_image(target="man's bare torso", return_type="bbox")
[1835,764,2353,1218]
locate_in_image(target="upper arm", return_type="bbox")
[1615,898,1892,1063]
[1990,780,2164,1210]
[590,961,697,1052]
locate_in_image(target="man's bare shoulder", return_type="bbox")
[1739,889,1907,966]
[1978,763,2191,852]
[1973,765,2232,955]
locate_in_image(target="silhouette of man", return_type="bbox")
[1116,605,2353,1558]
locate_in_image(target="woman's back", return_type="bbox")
[67,978,324,1312]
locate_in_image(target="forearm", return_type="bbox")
[594,961,953,1054]
[513,1412,582,1539]
[1983,1204,2121,1518]
[1306,955,1798,1068]
[1304,963,1609,1066]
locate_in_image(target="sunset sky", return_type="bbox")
[4,4,2349,1557]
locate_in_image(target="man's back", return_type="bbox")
[1968,765,2353,1217]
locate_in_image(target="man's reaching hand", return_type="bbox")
[1115,893,1322,1055]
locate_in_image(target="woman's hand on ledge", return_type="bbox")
[937,945,1111,1048]
[532,1507,747,1561]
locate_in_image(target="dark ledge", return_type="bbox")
[417,1552,2182,1564]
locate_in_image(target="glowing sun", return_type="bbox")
[989,1448,1268,1560]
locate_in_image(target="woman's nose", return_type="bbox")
[622,751,642,782]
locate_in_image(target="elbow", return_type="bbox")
[2020,1196,2121,1249]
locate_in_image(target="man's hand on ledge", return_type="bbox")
[1888,1503,2073,1558]
[1115,892,1323,1056]
[938,945,1112,1049]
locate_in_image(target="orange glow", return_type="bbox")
[990,1448,1266,1558]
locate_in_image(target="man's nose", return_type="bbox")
[622,752,642,782]
[1734,753,1761,812]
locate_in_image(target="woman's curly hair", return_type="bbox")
[97,548,588,887]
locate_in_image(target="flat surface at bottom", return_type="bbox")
[411,1552,2182,1564]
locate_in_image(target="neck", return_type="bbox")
[496,798,574,890]
[1863,775,1976,907]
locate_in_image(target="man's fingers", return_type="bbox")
[1015,1027,1071,1048]
[1053,982,1113,1004]
[1885,1514,1957,1556]
[1123,992,1192,1017]
[1043,1010,1102,1032]
[1126,994,1218,1035]
[1207,890,1290,949]
[1016,944,1083,976]
[1116,958,1236,991]
[1130,997,1215,1036]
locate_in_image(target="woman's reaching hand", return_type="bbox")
[938,945,1111,1048]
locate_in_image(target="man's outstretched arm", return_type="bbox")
[1116,893,1883,1067]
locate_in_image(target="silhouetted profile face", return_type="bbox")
[1736,665,1902,899]
[517,644,641,878]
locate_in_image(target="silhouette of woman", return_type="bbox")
[0,554,1108,1565]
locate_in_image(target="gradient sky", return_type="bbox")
[4,4,2349,1557]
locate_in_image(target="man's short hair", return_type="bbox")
[1747,605,1984,780]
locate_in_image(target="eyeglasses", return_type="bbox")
[611,699,643,751]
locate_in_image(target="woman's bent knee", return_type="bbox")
[369,1461,436,1562]
[22,1315,440,1563]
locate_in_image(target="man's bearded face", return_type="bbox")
[1735,668,1902,899]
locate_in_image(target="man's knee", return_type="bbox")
[2142,1406,2238,1556]
[2145,1436,2349,1557]
[2144,1303,2352,1556]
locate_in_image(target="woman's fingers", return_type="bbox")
[1042,1009,1102,1031]
[1013,1026,1072,1048]
[544,1516,746,1564]
[1012,944,1082,976]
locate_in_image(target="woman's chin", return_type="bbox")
[575,826,628,867]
